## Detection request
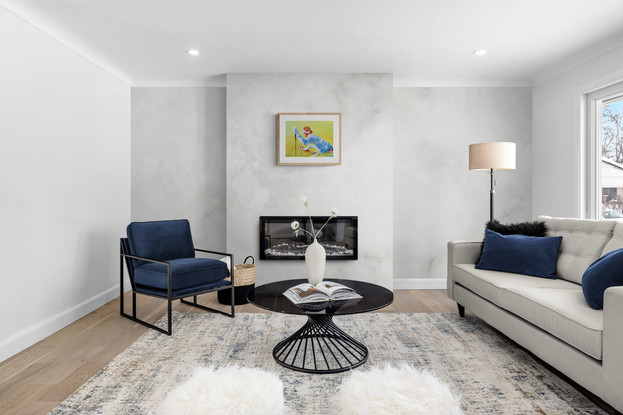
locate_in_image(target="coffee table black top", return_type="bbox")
[247,279,393,316]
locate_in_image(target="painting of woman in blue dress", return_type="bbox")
[278,113,340,165]
[294,126,333,157]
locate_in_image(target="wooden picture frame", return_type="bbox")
[277,113,341,165]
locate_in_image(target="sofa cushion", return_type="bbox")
[582,248,623,310]
[476,229,562,279]
[601,220,623,256]
[501,286,604,360]
[538,216,616,284]
[453,264,579,307]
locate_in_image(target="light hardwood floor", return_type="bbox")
[0,289,456,415]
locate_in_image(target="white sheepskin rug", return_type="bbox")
[338,364,463,415]
[158,365,286,415]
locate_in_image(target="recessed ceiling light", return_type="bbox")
[187,49,200,56]
[473,49,487,56]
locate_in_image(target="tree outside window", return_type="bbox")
[601,98,623,218]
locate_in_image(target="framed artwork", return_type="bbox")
[277,113,341,165]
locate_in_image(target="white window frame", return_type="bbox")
[587,82,623,219]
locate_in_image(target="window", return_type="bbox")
[600,97,623,218]
[588,83,623,219]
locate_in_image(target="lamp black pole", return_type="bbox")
[489,168,495,223]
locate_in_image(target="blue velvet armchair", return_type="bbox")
[120,219,234,335]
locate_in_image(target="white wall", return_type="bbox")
[533,45,623,218]
[226,74,394,289]
[131,87,227,249]
[130,84,534,290]
[0,7,130,362]
[393,88,533,286]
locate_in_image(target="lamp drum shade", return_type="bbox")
[469,142,516,171]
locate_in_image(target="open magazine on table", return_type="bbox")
[283,281,362,304]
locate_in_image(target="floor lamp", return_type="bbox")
[469,142,516,222]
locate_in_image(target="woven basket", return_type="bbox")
[227,256,255,286]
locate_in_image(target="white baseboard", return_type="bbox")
[0,285,121,364]
[393,278,446,290]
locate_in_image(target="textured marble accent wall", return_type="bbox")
[131,87,227,249]
[393,87,532,281]
[226,74,394,288]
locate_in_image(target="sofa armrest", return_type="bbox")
[447,241,482,299]
[448,241,482,265]
[603,286,623,412]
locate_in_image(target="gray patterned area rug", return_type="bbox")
[49,312,605,414]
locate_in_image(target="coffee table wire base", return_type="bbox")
[272,315,368,374]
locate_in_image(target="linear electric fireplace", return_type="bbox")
[260,216,358,260]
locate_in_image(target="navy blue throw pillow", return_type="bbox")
[477,220,548,261]
[582,248,623,310]
[476,229,562,279]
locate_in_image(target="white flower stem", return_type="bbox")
[297,227,316,239]
[315,215,335,237]
[305,204,316,238]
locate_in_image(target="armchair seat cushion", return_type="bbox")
[134,258,229,291]
[135,280,231,298]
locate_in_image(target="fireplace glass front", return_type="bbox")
[260,216,358,260]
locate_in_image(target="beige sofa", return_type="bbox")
[447,216,623,414]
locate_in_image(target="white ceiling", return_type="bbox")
[3,0,623,87]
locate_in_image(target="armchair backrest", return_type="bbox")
[126,219,196,267]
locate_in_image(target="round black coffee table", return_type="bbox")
[247,279,393,374]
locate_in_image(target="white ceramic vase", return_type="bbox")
[305,238,326,285]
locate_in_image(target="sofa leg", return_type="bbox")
[457,303,465,317]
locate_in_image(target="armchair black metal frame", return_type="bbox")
[120,239,235,335]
